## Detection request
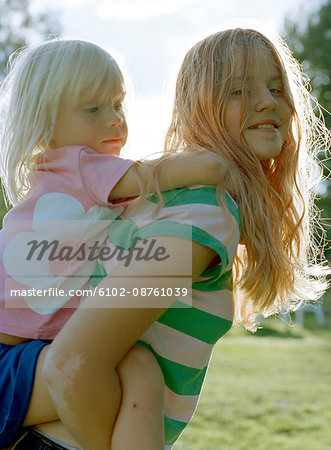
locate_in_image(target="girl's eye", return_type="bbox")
[114,102,123,111]
[232,89,242,96]
[269,88,283,95]
[86,106,99,113]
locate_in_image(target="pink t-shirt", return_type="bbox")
[0,146,134,339]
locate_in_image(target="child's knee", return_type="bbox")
[120,344,163,377]
[118,345,164,417]
[118,344,164,392]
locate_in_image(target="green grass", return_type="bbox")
[173,313,331,450]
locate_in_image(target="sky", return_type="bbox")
[33,0,325,160]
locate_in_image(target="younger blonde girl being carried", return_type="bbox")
[0,39,226,449]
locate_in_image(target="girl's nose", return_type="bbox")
[106,108,124,128]
[254,88,277,112]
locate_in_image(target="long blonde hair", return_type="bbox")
[164,28,330,330]
[0,38,124,206]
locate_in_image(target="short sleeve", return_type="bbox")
[148,187,240,289]
[106,186,241,290]
[79,147,134,205]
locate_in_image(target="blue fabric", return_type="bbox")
[0,339,49,447]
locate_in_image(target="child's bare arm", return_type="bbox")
[108,151,225,200]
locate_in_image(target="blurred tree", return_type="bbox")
[0,0,62,224]
[0,0,62,78]
[284,1,331,264]
[284,0,331,128]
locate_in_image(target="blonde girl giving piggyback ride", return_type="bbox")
[42,28,330,450]
[100,28,329,449]
[163,27,330,330]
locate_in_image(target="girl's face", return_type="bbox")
[225,51,291,160]
[51,86,128,156]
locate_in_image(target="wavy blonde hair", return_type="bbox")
[0,38,124,206]
[164,28,330,330]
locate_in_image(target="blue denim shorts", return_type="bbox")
[0,339,49,447]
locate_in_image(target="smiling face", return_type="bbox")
[225,50,291,161]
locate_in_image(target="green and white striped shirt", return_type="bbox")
[92,186,241,448]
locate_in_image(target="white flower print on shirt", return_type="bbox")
[3,193,123,314]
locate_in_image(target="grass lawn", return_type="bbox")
[173,312,331,450]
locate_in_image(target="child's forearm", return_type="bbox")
[157,151,225,190]
[108,151,225,200]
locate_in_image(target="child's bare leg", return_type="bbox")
[42,308,166,450]
[27,344,164,450]
[34,237,214,449]
[112,344,165,449]
[42,342,121,450]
